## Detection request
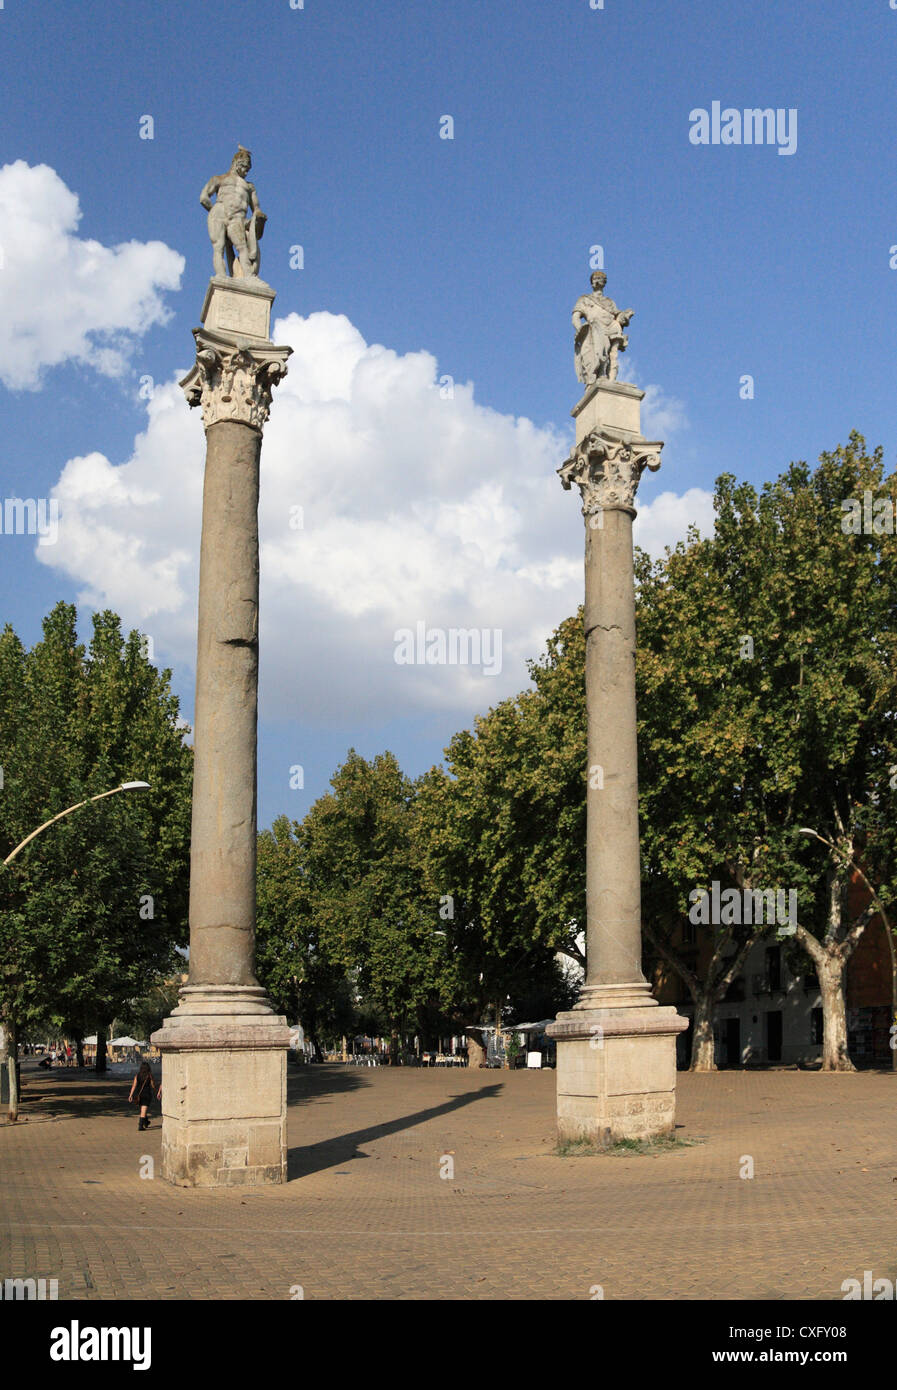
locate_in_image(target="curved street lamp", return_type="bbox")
[1,780,151,1118]
[3,782,151,865]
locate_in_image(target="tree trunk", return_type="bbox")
[818,955,855,1072]
[95,1031,108,1074]
[7,1017,19,1121]
[886,924,897,1073]
[794,921,856,1073]
[690,992,717,1072]
[465,1028,487,1067]
[74,1033,84,1068]
[642,914,759,1075]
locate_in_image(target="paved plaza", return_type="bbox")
[1,1061,895,1301]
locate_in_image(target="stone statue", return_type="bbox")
[200,146,266,280]
[572,271,633,385]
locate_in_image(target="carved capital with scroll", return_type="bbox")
[558,429,663,518]
[180,329,291,432]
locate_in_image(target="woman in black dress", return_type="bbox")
[128,1061,160,1131]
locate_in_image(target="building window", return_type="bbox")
[682,918,696,947]
[765,945,782,993]
[811,1008,823,1045]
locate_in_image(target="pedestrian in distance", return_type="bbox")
[128,1061,161,1132]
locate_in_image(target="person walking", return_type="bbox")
[128,1061,160,1132]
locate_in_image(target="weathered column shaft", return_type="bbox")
[151,271,293,1187]
[189,419,262,987]
[547,372,686,1145]
[585,506,645,989]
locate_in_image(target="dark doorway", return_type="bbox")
[723,1017,741,1067]
[766,1010,783,1063]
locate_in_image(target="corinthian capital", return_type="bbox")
[558,429,662,517]
[180,328,291,432]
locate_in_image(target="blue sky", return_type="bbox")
[2,0,897,827]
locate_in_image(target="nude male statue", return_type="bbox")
[572,271,633,384]
[200,146,266,280]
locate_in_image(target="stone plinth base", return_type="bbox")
[200,275,275,343]
[151,1012,291,1187]
[547,1005,688,1146]
[572,378,643,443]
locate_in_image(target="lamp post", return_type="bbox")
[3,782,150,866]
[1,781,151,1117]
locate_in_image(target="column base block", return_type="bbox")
[547,1005,688,1146]
[151,1013,291,1187]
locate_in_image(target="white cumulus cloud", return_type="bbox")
[641,383,689,439]
[634,487,715,556]
[0,161,183,389]
[39,310,710,725]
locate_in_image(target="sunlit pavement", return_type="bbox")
[1,1061,894,1300]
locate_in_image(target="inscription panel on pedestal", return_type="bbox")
[206,289,271,341]
[605,1034,676,1096]
[180,1050,284,1121]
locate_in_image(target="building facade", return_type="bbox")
[653,916,893,1067]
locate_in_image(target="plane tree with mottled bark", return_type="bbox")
[639,436,897,1070]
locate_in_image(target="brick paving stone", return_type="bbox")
[0,1061,895,1300]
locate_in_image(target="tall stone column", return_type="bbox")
[547,376,687,1145]
[151,274,292,1186]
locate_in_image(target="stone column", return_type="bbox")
[547,379,687,1145]
[151,275,293,1186]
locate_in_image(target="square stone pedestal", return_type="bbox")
[200,275,275,343]
[547,1006,688,1146]
[151,1014,291,1187]
[572,378,644,443]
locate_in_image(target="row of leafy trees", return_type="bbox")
[0,603,192,1114]
[255,751,577,1059]
[2,436,894,1085]
[256,434,897,1071]
[636,435,897,1067]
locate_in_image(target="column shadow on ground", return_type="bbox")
[286,1081,504,1181]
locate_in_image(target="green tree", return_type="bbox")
[640,438,897,1070]
[419,656,587,1030]
[735,437,897,1069]
[424,435,897,1073]
[520,436,897,1071]
[634,510,803,1070]
[256,814,356,1057]
[0,602,192,1111]
[258,753,455,1059]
